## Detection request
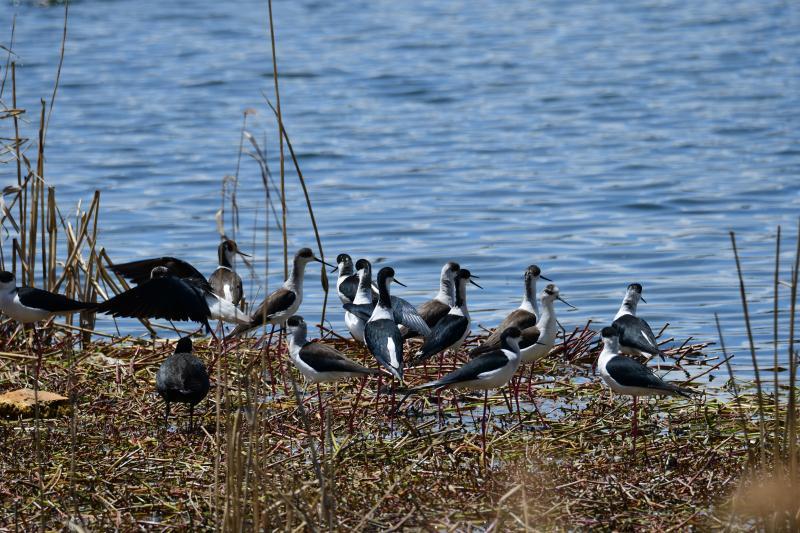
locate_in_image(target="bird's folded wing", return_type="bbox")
[17,287,93,312]
[613,314,661,355]
[391,296,431,336]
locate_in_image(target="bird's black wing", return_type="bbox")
[338,274,359,303]
[342,302,375,322]
[110,257,206,286]
[605,355,690,396]
[16,287,93,312]
[97,276,211,325]
[417,299,451,328]
[425,350,509,388]
[249,288,296,327]
[300,342,378,375]
[613,314,660,356]
[469,309,536,358]
[412,314,469,364]
[364,318,403,379]
[518,325,542,350]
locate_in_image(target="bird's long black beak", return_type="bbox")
[316,257,336,269]
[237,250,251,258]
[330,265,339,274]
[540,275,553,281]
[557,296,577,309]
[641,296,648,304]
[469,279,483,289]
[393,278,407,288]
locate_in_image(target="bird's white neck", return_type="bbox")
[287,328,307,358]
[614,295,638,320]
[435,274,455,306]
[598,340,620,369]
[354,270,373,304]
[519,276,538,315]
[502,338,521,362]
[536,297,557,337]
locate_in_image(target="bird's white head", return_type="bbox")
[541,284,577,309]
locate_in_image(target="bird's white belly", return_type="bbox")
[1,296,52,324]
[345,312,365,343]
[460,364,515,390]
[207,296,251,325]
[520,329,557,364]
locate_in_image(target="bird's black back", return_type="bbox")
[612,314,660,356]
[156,352,210,405]
[16,287,94,312]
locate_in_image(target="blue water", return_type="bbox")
[2,0,800,380]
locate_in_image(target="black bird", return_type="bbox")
[227,247,333,338]
[286,315,379,382]
[410,269,482,366]
[208,239,249,306]
[361,267,406,381]
[597,325,695,451]
[0,270,95,324]
[98,266,250,332]
[468,264,549,357]
[611,283,663,359]
[156,336,210,432]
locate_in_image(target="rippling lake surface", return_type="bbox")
[3,0,800,379]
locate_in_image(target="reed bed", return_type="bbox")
[0,322,755,531]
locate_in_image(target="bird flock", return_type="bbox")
[0,239,698,441]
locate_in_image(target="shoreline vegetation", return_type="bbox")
[1,3,799,531]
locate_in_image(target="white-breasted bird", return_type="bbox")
[596,325,695,449]
[227,248,333,338]
[410,269,481,366]
[468,264,549,357]
[611,283,663,359]
[362,267,405,381]
[344,259,374,344]
[0,270,95,324]
[208,239,249,306]
[343,260,431,338]
[286,315,379,383]
[403,261,460,338]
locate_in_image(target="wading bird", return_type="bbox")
[468,264,549,357]
[0,270,95,325]
[612,283,664,359]
[208,239,249,306]
[156,336,210,433]
[226,247,333,338]
[597,325,694,452]
[410,269,481,366]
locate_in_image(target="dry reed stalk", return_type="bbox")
[267,0,288,278]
